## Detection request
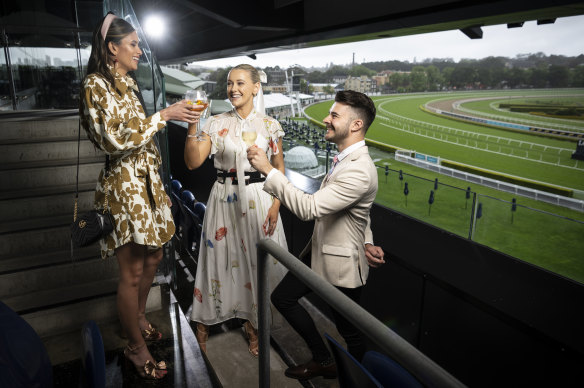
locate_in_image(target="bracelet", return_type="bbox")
[186,134,200,138]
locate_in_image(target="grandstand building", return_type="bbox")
[1,1,583,387]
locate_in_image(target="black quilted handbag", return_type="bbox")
[70,119,114,249]
[71,209,114,247]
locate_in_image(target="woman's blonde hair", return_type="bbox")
[229,64,261,84]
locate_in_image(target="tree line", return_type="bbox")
[202,52,584,97]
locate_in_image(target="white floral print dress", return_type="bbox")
[190,109,288,328]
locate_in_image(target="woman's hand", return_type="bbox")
[263,201,280,236]
[160,100,200,124]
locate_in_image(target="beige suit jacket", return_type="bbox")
[263,146,378,288]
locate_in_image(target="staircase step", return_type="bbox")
[0,244,100,274]
[0,190,94,222]
[0,155,105,171]
[0,115,79,141]
[0,224,72,258]
[0,138,102,164]
[4,277,118,316]
[0,256,119,300]
[0,160,104,191]
[0,214,72,234]
[16,282,161,338]
[0,182,95,201]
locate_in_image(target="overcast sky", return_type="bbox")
[190,15,584,70]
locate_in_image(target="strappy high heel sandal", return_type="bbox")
[123,343,167,380]
[195,323,209,353]
[121,323,163,342]
[141,323,163,341]
[242,321,259,358]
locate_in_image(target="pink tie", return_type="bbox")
[328,155,339,178]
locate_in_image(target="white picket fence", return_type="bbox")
[394,150,584,212]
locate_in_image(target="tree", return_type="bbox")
[425,65,442,91]
[571,65,584,87]
[389,72,410,92]
[348,64,376,77]
[506,67,528,88]
[547,65,570,88]
[441,67,454,89]
[528,66,548,88]
[209,67,229,99]
[323,84,335,96]
[410,66,428,92]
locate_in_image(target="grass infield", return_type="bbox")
[303,90,584,284]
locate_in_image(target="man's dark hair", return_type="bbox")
[334,90,376,132]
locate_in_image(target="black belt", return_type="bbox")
[217,170,265,185]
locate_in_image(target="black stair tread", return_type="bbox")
[0,136,92,146]
[0,182,95,200]
[0,244,100,274]
[0,155,105,171]
[0,213,72,234]
[0,109,78,121]
[5,277,119,314]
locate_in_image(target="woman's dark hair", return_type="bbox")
[86,12,136,87]
[334,90,377,132]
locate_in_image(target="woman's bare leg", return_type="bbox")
[137,248,163,331]
[116,242,166,378]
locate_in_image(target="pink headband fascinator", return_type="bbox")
[101,13,118,41]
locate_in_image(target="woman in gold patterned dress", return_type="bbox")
[80,12,199,380]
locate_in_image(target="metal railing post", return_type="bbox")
[257,243,271,388]
[256,238,466,388]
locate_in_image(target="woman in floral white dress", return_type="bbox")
[184,64,287,357]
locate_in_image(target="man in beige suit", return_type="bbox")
[247,90,384,381]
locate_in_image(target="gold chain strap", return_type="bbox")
[102,181,110,214]
[72,180,110,221]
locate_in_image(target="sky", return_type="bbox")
[190,15,584,70]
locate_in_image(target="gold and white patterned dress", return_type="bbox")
[190,109,288,328]
[80,69,175,259]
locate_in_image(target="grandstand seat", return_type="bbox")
[170,191,182,228]
[193,201,206,221]
[0,301,52,387]
[80,320,106,388]
[324,333,382,388]
[171,179,183,195]
[362,350,423,388]
[181,190,196,212]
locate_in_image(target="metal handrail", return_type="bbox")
[257,238,466,388]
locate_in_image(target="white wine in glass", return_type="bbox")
[185,89,208,141]
[242,131,257,147]
[241,122,257,147]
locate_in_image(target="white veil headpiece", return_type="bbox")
[255,70,267,115]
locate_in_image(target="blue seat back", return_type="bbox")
[181,190,196,212]
[80,320,106,388]
[193,201,206,221]
[171,179,182,194]
[324,333,382,388]
[362,350,424,388]
[0,301,52,388]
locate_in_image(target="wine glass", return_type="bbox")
[184,89,208,141]
[241,121,257,148]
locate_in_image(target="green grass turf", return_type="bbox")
[374,158,584,284]
[303,91,584,284]
[306,92,584,191]
[459,94,584,131]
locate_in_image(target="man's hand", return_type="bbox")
[263,203,279,236]
[365,244,385,268]
[247,145,273,176]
